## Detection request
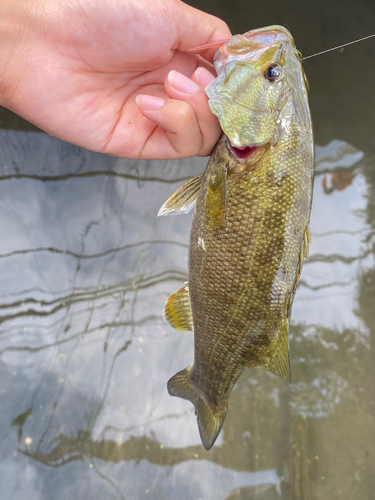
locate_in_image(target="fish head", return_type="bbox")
[206,25,309,162]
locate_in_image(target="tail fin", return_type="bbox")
[167,367,227,450]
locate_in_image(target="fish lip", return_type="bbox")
[225,136,261,160]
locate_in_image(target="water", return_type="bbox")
[1,1,375,499]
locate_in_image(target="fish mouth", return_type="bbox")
[225,137,261,160]
[230,145,259,159]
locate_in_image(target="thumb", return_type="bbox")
[172,2,231,61]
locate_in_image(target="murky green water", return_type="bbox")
[1,1,375,499]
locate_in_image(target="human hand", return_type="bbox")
[0,0,230,159]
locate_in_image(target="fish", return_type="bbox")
[158,25,314,450]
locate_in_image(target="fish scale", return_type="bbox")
[158,25,314,450]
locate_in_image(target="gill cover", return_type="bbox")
[205,26,299,148]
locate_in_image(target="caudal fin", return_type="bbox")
[167,367,227,450]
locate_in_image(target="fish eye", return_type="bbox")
[264,64,282,82]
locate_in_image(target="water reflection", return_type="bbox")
[0,129,374,499]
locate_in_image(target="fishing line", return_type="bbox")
[302,32,375,60]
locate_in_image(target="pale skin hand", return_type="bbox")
[0,0,231,159]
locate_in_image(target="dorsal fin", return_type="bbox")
[304,224,311,260]
[158,173,204,216]
[289,224,311,315]
[266,226,309,380]
[163,283,193,331]
[264,322,291,382]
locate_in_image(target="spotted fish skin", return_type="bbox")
[159,26,314,450]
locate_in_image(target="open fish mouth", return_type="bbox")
[230,145,259,159]
[225,136,260,160]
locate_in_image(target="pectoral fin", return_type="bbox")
[158,173,204,216]
[263,323,291,382]
[163,283,193,331]
[204,163,227,230]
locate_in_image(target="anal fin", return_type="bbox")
[163,283,193,331]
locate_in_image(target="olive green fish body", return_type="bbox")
[159,26,314,450]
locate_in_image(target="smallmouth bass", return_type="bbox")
[158,26,314,450]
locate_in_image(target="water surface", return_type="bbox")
[1,1,375,498]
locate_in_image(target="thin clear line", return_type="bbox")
[302,33,375,60]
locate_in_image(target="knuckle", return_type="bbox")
[173,102,195,128]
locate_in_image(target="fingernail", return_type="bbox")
[136,94,165,110]
[168,70,199,94]
[193,67,216,88]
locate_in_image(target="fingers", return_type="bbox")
[165,67,221,153]
[182,66,216,89]
[135,93,204,158]
[135,67,221,159]
[173,1,231,62]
